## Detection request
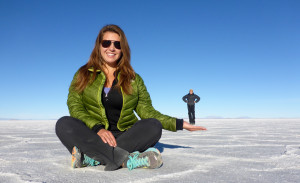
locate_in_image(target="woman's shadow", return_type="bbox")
[154,142,191,153]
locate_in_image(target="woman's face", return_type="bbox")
[100,32,122,66]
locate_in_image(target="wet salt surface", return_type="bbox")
[0,119,299,183]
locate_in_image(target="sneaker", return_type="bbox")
[125,149,163,170]
[71,146,100,168]
[83,154,101,167]
[145,147,162,166]
[71,146,82,168]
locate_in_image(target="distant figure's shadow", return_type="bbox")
[154,142,191,153]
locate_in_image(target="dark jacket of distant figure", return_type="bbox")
[182,93,200,105]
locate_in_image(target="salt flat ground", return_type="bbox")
[0,119,299,183]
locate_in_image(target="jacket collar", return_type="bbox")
[88,68,101,72]
[88,67,120,79]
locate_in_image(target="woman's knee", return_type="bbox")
[149,118,162,130]
[56,116,71,129]
[143,118,162,137]
[55,116,82,135]
[145,118,162,145]
[55,116,69,135]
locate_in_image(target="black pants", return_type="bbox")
[187,104,195,124]
[55,116,162,170]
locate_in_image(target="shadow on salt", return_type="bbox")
[154,142,191,153]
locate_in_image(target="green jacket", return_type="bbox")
[67,70,177,132]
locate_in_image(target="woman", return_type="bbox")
[55,24,206,171]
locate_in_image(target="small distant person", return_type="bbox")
[182,89,200,125]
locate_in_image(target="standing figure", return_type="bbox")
[55,25,206,172]
[182,89,200,125]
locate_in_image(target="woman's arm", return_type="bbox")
[135,74,177,131]
[67,72,101,129]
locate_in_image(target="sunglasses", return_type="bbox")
[101,40,121,49]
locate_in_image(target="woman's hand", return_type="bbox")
[97,129,117,147]
[183,121,207,131]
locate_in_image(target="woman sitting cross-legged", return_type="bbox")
[55,24,207,171]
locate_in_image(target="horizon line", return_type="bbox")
[1,117,300,120]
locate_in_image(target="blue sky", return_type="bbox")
[0,0,299,119]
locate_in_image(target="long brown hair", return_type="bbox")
[74,24,135,94]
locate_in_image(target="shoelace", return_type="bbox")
[83,154,100,166]
[127,153,149,170]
